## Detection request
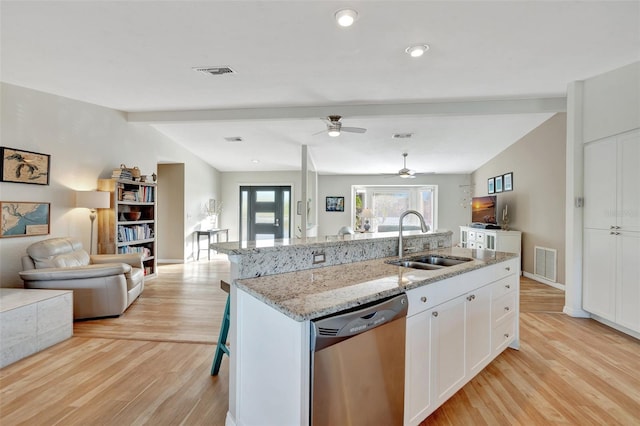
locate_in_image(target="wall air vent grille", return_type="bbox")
[534,246,557,283]
[192,66,236,76]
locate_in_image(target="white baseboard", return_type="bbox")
[157,258,185,264]
[523,271,565,291]
[589,314,640,340]
[562,305,591,318]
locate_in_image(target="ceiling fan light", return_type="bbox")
[335,9,358,27]
[405,44,429,58]
[328,129,341,137]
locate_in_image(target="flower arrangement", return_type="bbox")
[204,200,223,217]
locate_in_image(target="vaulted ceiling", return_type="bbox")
[2,1,638,175]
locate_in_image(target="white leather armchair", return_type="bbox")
[19,237,145,319]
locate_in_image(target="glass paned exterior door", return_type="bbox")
[239,186,291,241]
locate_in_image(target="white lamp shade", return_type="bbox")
[76,191,110,209]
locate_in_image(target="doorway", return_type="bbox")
[239,186,291,241]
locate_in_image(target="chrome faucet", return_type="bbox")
[398,210,430,258]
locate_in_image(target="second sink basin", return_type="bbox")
[387,255,473,270]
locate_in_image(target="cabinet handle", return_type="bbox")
[610,231,620,235]
[420,296,427,303]
[615,226,621,229]
[504,306,510,312]
[505,266,511,271]
[504,333,510,339]
[466,294,476,301]
[610,225,616,229]
[432,312,438,317]
[505,284,511,289]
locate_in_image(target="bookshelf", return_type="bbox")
[97,178,157,278]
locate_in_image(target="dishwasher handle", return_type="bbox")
[311,293,408,352]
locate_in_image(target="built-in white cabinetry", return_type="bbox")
[583,130,640,334]
[460,226,522,254]
[404,258,520,426]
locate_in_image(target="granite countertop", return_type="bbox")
[212,230,450,255]
[235,247,518,321]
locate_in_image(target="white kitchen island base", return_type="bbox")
[224,252,520,426]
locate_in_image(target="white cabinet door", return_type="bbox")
[431,295,466,405]
[404,310,433,426]
[618,131,640,232]
[617,231,640,332]
[465,285,493,376]
[584,137,617,230]
[583,228,617,321]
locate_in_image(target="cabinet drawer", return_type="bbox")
[492,292,516,325]
[407,285,443,316]
[475,232,485,243]
[489,259,518,283]
[492,318,516,354]
[468,231,476,240]
[491,275,516,300]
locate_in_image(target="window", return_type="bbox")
[352,185,437,232]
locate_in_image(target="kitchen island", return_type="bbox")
[212,233,520,426]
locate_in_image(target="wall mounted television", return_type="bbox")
[471,196,497,224]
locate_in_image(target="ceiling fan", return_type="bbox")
[398,152,416,178]
[316,115,366,137]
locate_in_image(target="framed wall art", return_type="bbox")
[487,177,495,194]
[325,196,345,212]
[0,201,50,237]
[495,175,503,193]
[503,172,513,191]
[1,147,50,185]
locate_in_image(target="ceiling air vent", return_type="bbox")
[392,133,413,139]
[192,66,236,76]
[224,136,243,142]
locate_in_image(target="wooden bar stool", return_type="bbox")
[211,280,231,376]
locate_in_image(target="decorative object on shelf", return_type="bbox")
[0,147,50,185]
[361,208,373,231]
[503,172,513,191]
[488,177,495,194]
[123,211,141,221]
[204,199,223,229]
[76,191,110,254]
[152,172,157,182]
[495,175,503,193]
[502,204,510,231]
[326,196,344,212]
[0,201,50,237]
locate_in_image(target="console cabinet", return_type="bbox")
[97,178,157,278]
[583,130,640,333]
[460,226,522,254]
[404,257,519,426]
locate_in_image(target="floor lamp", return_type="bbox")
[75,191,110,254]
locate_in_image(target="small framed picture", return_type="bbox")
[495,175,503,193]
[488,177,495,194]
[0,201,50,237]
[1,147,50,185]
[503,172,513,192]
[326,196,345,212]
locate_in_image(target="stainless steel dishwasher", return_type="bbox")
[310,293,408,426]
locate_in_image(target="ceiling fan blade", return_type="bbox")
[341,127,367,133]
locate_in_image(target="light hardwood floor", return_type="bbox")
[1,261,638,425]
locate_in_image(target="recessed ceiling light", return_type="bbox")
[251,159,259,164]
[335,9,358,27]
[405,44,430,58]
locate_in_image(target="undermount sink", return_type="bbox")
[387,255,473,270]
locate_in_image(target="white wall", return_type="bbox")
[0,83,220,286]
[317,174,471,241]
